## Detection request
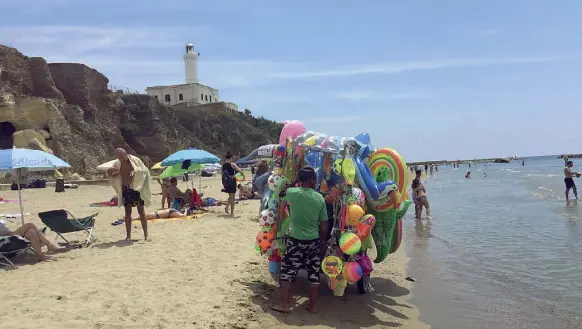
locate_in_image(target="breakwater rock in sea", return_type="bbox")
[0,45,282,175]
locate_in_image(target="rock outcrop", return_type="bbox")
[0,45,282,175]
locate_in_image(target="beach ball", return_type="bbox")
[259,209,276,227]
[351,187,366,207]
[235,172,244,182]
[346,204,365,226]
[267,173,284,191]
[342,158,356,184]
[356,222,372,241]
[256,230,275,253]
[333,159,343,176]
[342,262,363,284]
[339,232,361,256]
[360,214,376,227]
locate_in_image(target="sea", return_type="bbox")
[404,155,582,329]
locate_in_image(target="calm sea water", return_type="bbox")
[404,156,582,329]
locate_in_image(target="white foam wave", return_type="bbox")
[527,174,561,178]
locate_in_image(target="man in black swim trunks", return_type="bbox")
[564,160,579,202]
[109,148,149,241]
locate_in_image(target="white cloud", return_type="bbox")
[308,116,363,124]
[0,26,182,54]
[270,56,563,79]
[0,25,574,100]
[331,91,435,101]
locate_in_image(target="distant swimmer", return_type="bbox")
[465,171,471,178]
[522,160,525,167]
[483,172,487,177]
[564,160,580,202]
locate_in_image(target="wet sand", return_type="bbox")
[0,174,428,329]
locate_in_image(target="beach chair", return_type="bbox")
[38,210,98,247]
[0,235,31,268]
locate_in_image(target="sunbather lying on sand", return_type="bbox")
[238,184,261,200]
[0,222,63,261]
[111,208,187,225]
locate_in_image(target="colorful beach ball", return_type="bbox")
[342,261,363,284]
[351,187,366,207]
[339,232,361,256]
[332,159,343,176]
[256,230,275,253]
[346,204,365,226]
[267,173,284,191]
[359,214,376,227]
[259,209,276,227]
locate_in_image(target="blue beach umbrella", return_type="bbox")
[0,148,71,225]
[161,148,220,167]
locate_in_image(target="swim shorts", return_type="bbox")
[565,177,576,189]
[280,237,321,284]
[122,186,145,207]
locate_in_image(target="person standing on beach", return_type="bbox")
[412,169,432,220]
[564,161,579,202]
[108,148,151,241]
[271,166,328,314]
[221,152,243,215]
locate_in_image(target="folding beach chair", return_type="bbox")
[0,235,31,268]
[38,210,98,247]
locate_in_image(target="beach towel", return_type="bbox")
[90,196,119,207]
[90,200,118,207]
[108,155,152,207]
[0,200,19,204]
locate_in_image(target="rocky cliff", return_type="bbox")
[0,45,282,175]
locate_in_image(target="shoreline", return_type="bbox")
[0,173,430,328]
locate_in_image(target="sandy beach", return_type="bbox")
[0,173,428,329]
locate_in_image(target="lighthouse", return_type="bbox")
[146,42,239,112]
[184,41,199,84]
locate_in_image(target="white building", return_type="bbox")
[145,42,238,112]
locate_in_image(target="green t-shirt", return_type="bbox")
[283,187,328,240]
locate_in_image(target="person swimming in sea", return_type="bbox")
[465,171,471,178]
[483,172,487,177]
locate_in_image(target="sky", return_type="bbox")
[1,0,581,161]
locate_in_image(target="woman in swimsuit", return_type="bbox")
[222,152,243,215]
[112,208,186,225]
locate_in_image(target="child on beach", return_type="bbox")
[156,177,171,209]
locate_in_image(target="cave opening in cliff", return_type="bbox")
[0,121,16,149]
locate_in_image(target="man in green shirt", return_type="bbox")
[271,166,328,314]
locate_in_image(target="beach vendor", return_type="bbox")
[107,148,151,241]
[271,166,328,314]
